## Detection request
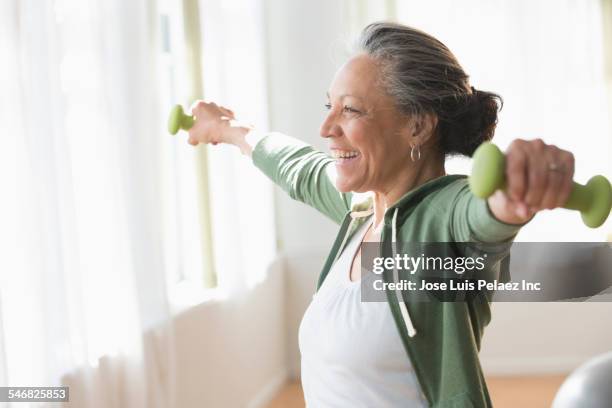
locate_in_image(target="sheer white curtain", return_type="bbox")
[0,0,176,406]
[198,0,276,295]
[345,0,611,241]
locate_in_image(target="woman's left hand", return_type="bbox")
[487,138,575,225]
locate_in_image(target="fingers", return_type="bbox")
[506,139,529,202]
[540,146,565,209]
[218,106,235,119]
[505,138,574,213]
[189,99,208,116]
[523,138,548,209]
[189,100,234,117]
[557,151,575,207]
[188,135,199,146]
[185,100,237,146]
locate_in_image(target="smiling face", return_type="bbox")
[320,54,415,194]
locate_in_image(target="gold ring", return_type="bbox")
[548,162,565,172]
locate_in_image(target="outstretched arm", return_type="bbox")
[186,100,352,224]
[452,138,575,243]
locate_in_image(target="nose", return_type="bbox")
[319,110,342,139]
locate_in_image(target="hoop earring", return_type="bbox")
[410,144,421,162]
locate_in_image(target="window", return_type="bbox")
[158,0,276,307]
[157,0,217,298]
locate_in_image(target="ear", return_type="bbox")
[411,112,438,145]
[396,112,438,148]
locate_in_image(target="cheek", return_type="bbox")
[359,133,406,178]
[345,123,376,156]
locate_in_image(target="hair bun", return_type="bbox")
[438,87,503,157]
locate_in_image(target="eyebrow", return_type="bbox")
[326,92,364,101]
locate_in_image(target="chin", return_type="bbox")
[334,177,352,193]
[335,177,366,194]
[335,182,351,193]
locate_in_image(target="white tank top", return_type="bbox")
[298,218,428,407]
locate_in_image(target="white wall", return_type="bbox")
[263,0,346,252]
[172,259,288,408]
[261,0,612,379]
[263,0,347,380]
[481,302,612,376]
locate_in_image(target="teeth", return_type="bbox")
[331,150,359,159]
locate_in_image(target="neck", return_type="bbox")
[371,158,445,232]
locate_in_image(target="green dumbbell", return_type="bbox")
[469,142,612,228]
[168,104,194,135]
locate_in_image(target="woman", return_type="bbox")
[186,22,574,407]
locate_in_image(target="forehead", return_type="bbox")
[328,54,384,102]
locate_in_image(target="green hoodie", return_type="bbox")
[252,132,524,407]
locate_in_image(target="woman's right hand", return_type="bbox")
[187,100,239,146]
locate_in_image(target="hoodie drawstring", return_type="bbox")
[333,217,355,265]
[331,207,374,265]
[337,207,417,338]
[392,208,417,338]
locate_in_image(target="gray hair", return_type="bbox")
[356,22,502,157]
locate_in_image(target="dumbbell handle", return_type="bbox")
[167,105,194,135]
[469,142,611,228]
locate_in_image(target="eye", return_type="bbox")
[342,105,361,114]
[324,103,332,110]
